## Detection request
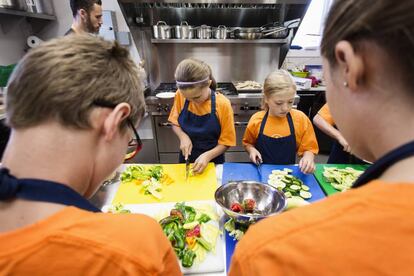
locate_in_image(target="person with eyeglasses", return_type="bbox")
[0,35,181,275]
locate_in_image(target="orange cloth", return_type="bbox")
[168,90,236,147]
[242,109,319,156]
[318,103,335,126]
[229,180,414,276]
[0,207,181,275]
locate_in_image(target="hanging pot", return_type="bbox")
[212,25,228,39]
[195,25,212,39]
[174,21,194,39]
[152,21,172,39]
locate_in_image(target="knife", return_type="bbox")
[256,157,263,180]
[185,158,190,181]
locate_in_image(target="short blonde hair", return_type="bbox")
[262,70,296,110]
[174,58,216,91]
[6,34,146,129]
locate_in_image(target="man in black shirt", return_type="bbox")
[66,0,103,35]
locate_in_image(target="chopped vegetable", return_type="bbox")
[120,165,175,200]
[242,199,256,213]
[323,167,363,192]
[224,218,248,241]
[286,196,310,210]
[159,202,219,268]
[267,169,312,200]
[230,202,243,213]
[107,203,131,214]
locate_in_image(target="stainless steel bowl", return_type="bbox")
[215,181,286,224]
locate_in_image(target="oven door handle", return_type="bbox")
[158,122,174,127]
[234,121,249,127]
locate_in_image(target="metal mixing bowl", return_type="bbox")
[215,181,286,224]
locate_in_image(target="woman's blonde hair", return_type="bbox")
[262,70,296,110]
[174,58,216,91]
[6,34,146,130]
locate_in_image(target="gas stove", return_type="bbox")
[150,82,238,97]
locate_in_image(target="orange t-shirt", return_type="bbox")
[229,180,414,276]
[242,109,319,156]
[168,90,236,147]
[0,207,181,275]
[318,103,335,126]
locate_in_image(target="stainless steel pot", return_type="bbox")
[195,25,212,39]
[234,27,263,40]
[262,20,299,39]
[0,0,19,9]
[152,21,172,39]
[212,25,228,39]
[174,21,194,39]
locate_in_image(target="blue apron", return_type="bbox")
[328,140,366,164]
[0,168,101,212]
[178,90,224,164]
[353,140,414,188]
[256,111,296,164]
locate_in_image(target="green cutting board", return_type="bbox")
[314,164,370,195]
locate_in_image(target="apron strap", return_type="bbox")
[353,140,414,188]
[0,168,101,212]
[259,111,269,134]
[210,90,216,114]
[0,168,19,200]
[286,112,295,135]
[259,112,295,136]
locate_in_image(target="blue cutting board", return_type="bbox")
[222,163,326,271]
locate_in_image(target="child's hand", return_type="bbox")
[299,152,315,174]
[179,133,193,160]
[248,147,262,164]
[192,153,211,174]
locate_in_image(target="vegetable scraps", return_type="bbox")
[159,202,220,268]
[107,203,131,214]
[323,167,363,191]
[120,165,174,199]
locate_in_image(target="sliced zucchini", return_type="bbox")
[284,191,292,198]
[290,184,301,191]
[300,190,312,199]
[284,168,293,173]
[301,185,310,191]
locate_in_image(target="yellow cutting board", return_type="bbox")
[112,163,218,204]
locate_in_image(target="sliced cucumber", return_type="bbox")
[284,191,292,198]
[300,190,312,199]
[290,184,301,191]
[301,185,310,191]
[284,168,293,173]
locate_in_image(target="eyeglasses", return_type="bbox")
[92,100,143,161]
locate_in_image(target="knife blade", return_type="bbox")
[256,157,263,180]
[185,158,190,180]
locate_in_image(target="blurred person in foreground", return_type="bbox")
[230,0,414,275]
[0,35,181,275]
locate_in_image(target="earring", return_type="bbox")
[343,81,348,87]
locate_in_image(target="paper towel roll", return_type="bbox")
[27,36,43,48]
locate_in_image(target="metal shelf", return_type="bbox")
[0,8,56,20]
[151,38,289,44]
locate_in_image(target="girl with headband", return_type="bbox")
[168,58,236,174]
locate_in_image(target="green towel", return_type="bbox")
[0,64,16,87]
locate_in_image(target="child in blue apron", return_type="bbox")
[243,70,319,173]
[313,103,367,164]
[168,58,236,174]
